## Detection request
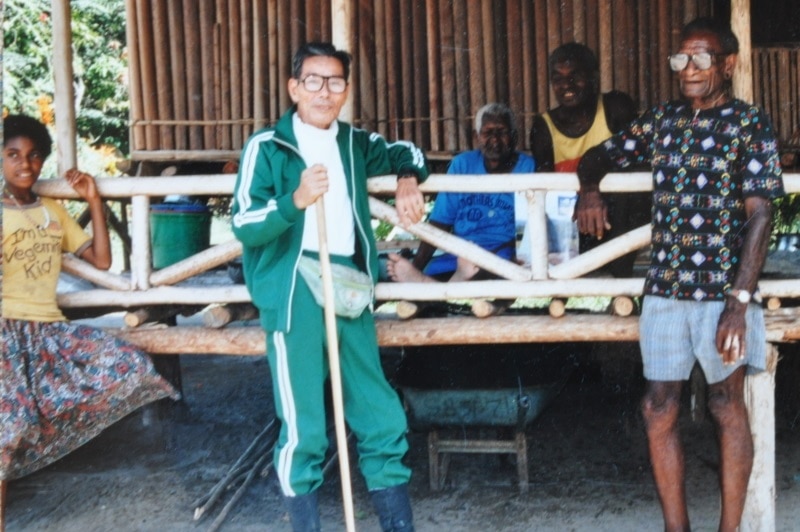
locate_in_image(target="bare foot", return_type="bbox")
[450,257,480,282]
[386,253,433,283]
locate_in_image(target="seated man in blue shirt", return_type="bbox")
[386,102,535,318]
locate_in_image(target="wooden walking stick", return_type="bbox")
[315,196,357,532]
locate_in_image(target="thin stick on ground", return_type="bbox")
[192,419,279,520]
[206,438,277,532]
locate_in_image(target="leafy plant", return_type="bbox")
[772,193,800,235]
[4,0,129,154]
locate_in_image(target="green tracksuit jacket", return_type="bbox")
[231,106,428,332]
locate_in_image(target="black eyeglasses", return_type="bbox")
[668,52,725,72]
[298,74,348,94]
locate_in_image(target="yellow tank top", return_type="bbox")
[542,96,614,172]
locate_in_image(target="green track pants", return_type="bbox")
[265,259,411,496]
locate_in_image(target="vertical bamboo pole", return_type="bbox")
[374,0,388,138]
[534,0,549,112]
[320,0,332,42]
[51,0,77,174]
[438,0,457,151]
[267,0,280,119]
[545,0,560,60]
[199,0,216,148]
[384,0,399,138]
[412,0,429,147]
[253,0,267,131]
[125,0,145,154]
[520,0,535,146]
[136,0,159,150]
[585,0,599,60]
[637,1,649,110]
[357,1,376,132]
[167,0,187,151]
[229,0,243,149]
[466,0,486,119]
[656,0,671,101]
[240,0,253,141]
[183,0,204,150]
[277,1,292,113]
[452,0,470,150]
[481,0,497,104]
[399,0,415,140]
[151,0,175,150]
[216,0,232,150]
[305,0,321,41]
[506,0,523,121]
[572,0,586,43]
[559,0,573,43]
[597,0,612,94]
[426,0,441,152]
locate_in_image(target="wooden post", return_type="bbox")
[331,0,353,122]
[742,345,777,532]
[730,3,775,530]
[51,0,77,174]
[731,0,754,103]
[131,195,152,291]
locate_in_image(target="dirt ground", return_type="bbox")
[5,339,800,532]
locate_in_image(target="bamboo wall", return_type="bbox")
[126,0,800,162]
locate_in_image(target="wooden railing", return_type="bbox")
[38,172,800,314]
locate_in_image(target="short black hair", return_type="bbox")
[548,42,599,77]
[680,17,739,55]
[4,114,53,159]
[291,42,352,80]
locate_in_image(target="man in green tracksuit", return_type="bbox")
[232,42,428,531]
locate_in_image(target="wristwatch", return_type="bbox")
[728,289,751,304]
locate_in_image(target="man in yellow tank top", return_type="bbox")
[530,42,649,276]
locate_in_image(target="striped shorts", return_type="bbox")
[639,296,766,384]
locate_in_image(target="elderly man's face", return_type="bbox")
[675,31,736,108]
[550,60,595,108]
[476,118,516,172]
[288,55,349,129]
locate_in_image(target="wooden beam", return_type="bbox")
[108,309,800,356]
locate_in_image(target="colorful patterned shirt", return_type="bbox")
[601,99,784,301]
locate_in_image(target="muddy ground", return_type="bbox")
[5,338,800,532]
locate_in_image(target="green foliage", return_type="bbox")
[772,193,800,235]
[3,0,129,153]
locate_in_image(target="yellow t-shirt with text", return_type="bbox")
[2,197,92,321]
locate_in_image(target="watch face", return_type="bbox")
[737,290,751,303]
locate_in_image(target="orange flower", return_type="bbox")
[36,95,55,126]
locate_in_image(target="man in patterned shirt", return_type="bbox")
[576,17,784,532]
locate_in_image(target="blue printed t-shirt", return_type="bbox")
[424,150,536,276]
[601,99,784,301]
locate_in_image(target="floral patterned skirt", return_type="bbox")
[1,318,179,480]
